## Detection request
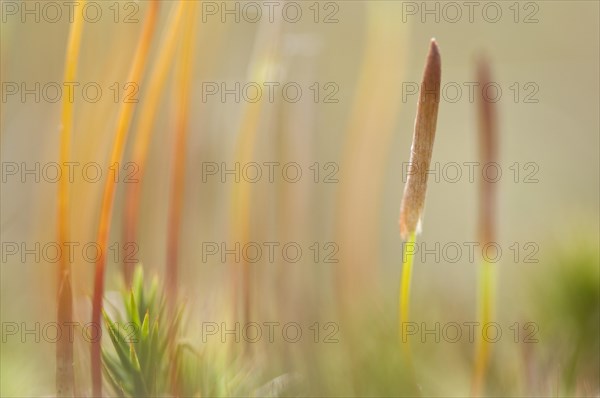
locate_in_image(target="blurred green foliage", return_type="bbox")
[102,266,189,397]
[534,241,599,394]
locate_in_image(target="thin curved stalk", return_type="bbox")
[471,57,498,397]
[56,2,85,396]
[166,1,198,307]
[166,15,196,375]
[122,1,188,286]
[90,3,159,395]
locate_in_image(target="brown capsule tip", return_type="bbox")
[430,38,439,54]
[426,39,441,79]
[399,39,442,241]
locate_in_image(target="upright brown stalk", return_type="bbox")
[165,7,197,387]
[166,2,197,307]
[471,56,498,397]
[90,3,159,395]
[122,1,188,287]
[398,39,441,379]
[476,58,497,249]
[56,2,85,396]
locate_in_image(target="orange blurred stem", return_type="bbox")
[90,3,159,396]
[166,2,197,307]
[166,6,197,391]
[122,1,188,287]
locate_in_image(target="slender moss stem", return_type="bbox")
[472,57,498,396]
[399,232,416,354]
[166,0,197,313]
[472,259,495,395]
[396,41,440,392]
[56,2,85,396]
[90,3,159,395]
[123,1,187,286]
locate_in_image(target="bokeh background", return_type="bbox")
[1,1,598,396]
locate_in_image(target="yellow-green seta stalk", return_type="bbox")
[399,232,416,348]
